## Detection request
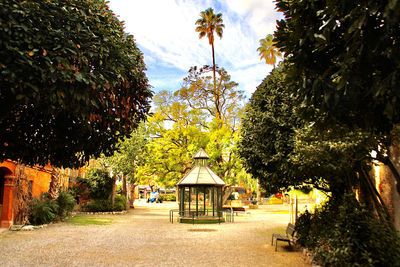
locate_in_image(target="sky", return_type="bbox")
[107,0,284,98]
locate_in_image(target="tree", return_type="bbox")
[176,66,245,179]
[79,166,113,200]
[257,34,282,67]
[135,66,247,188]
[195,8,224,120]
[136,91,208,188]
[239,66,301,194]
[239,66,375,199]
[0,0,152,168]
[274,0,400,194]
[104,124,149,205]
[177,66,244,130]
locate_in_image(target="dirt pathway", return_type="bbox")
[0,202,309,266]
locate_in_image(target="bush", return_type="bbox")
[113,195,127,211]
[81,199,112,212]
[296,193,400,266]
[81,196,127,212]
[56,191,76,219]
[161,194,176,201]
[78,167,113,200]
[29,194,58,225]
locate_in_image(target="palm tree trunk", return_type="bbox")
[211,42,221,121]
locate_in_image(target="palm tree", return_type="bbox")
[257,34,282,68]
[195,7,224,120]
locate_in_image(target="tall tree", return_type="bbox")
[274,0,400,194]
[195,8,224,120]
[176,66,245,179]
[257,34,282,68]
[0,0,152,168]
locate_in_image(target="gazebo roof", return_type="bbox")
[176,149,225,186]
[193,148,210,159]
[177,166,225,186]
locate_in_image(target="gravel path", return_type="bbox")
[0,201,309,267]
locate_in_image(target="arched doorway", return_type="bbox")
[0,166,15,228]
[0,171,4,219]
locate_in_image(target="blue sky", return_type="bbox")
[107,0,283,97]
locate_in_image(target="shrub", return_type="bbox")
[56,191,76,219]
[113,195,127,211]
[296,193,400,266]
[81,196,127,212]
[29,194,58,225]
[81,199,112,212]
[162,194,176,201]
[78,167,113,200]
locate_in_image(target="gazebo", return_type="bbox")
[176,149,226,223]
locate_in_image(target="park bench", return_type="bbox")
[271,223,296,251]
[223,206,246,216]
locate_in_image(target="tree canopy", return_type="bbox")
[0,0,152,167]
[274,0,400,134]
[273,0,400,194]
[257,34,282,67]
[239,65,376,198]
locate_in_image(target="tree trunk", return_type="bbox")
[257,179,261,202]
[111,176,116,209]
[129,184,136,208]
[122,176,127,198]
[211,41,221,122]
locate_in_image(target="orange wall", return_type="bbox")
[23,167,52,198]
[0,161,52,198]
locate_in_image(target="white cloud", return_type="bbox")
[107,0,282,96]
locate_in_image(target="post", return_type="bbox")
[289,195,293,224]
[196,187,198,217]
[295,195,298,223]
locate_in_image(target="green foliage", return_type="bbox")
[160,194,176,201]
[296,194,400,267]
[0,0,152,168]
[239,63,375,197]
[29,194,58,225]
[79,167,113,200]
[136,66,247,188]
[273,0,400,195]
[238,66,302,194]
[105,124,149,184]
[81,199,112,212]
[56,191,76,219]
[81,195,126,212]
[275,0,400,134]
[113,195,127,211]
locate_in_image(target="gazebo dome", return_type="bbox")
[177,149,225,186]
[193,148,210,159]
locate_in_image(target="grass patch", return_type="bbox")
[65,215,114,226]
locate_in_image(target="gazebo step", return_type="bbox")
[179,217,225,224]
